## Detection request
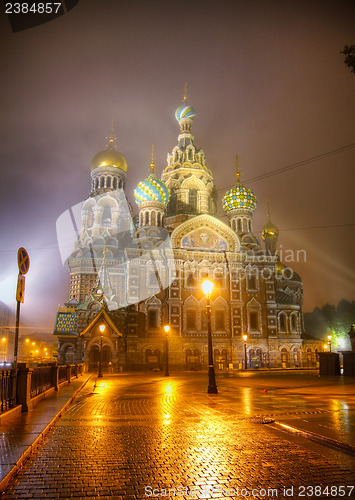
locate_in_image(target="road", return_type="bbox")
[2,370,355,499]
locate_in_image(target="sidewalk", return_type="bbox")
[0,374,91,492]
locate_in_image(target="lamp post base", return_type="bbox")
[207,366,218,394]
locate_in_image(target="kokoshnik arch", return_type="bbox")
[53,95,321,371]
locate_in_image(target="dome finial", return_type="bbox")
[183,82,188,103]
[266,199,271,219]
[235,155,240,183]
[150,144,155,174]
[106,118,117,150]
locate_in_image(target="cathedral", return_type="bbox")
[53,96,320,371]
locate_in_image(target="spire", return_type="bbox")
[235,155,240,183]
[106,118,117,150]
[150,144,155,174]
[95,246,113,300]
[183,82,188,104]
[261,201,279,247]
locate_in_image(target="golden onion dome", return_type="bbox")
[261,220,279,240]
[275,261,285,275]
[261,202,279,240]
[91,139,128,172]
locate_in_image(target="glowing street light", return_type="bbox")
[98,324,105,378]
[163,325,170,377]
[327,334,332,353]
[202,279,218,394]
[242,334,248,369]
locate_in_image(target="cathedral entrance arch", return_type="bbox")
[89,345,100,372]
[88,344,113,372]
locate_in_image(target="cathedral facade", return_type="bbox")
[54,98,320,371]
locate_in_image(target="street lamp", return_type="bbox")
[327,334,332,353]
[1,337,7,363]
[242,334,248,369]
[202,279,218,394]
[98,324,105,378]
[163,325,170,377]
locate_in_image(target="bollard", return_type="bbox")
[50,363,59,391]
[66,364,72,383]
[17,363,33,412]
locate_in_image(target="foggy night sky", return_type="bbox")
[0,0,354,336]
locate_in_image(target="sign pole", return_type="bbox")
[12,248,30,406]
[14,294,21,373]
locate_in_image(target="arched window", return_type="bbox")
[186,310,196,329]
[145,211,149,225]
[291,314,297,331]
[106,177,111,188]
[157,212,161,226]
[113,177,117,189]
[167,190,177,216]
[279,313,286,332]
[215,311,225,330]
[100,177,105,188]
[249,311,259,330]
[186,272,195,287]
[237,219,242,232]
[151,212,156,226]
[188,189,197,214]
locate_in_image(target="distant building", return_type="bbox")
[0,300,14,363]
[54,98,320,370]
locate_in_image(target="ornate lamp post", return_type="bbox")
[327,334,332,353]
[202,279,218,394]
[163,325,170,377]
[98,324,105,378]
[242,334,248,369]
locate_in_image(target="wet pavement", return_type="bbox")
[1,370,355,499]
[0,375,91,490]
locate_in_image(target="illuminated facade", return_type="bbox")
[54,98,320,370]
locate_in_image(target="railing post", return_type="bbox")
[50,363,59,391]
[17,363,32,412]
[66,364,72,383]
[74,364,79,378]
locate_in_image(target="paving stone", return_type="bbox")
[1,373,355,498]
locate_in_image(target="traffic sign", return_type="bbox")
[16,274,25,303]
[17,247,30,275]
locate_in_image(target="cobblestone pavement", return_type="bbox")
[2,372,355,499]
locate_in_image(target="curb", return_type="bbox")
[0,375,92,494]
[271,421,355,456]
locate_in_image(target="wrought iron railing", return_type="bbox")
[0,369,14,412]
[30,366,52,398]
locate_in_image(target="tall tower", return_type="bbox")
[222,156,259,249]
[161,92,217,227]
[134,146,169,228]
[261,202,279,255]
[68,130,131,303]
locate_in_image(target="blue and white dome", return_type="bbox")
[175,105,196,122]
[134,173,170,205]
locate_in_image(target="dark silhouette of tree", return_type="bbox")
[341,45,355,74]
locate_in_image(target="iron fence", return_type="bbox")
[0,369,14,412]
[30,366,52,398]
[58,365,67,383]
